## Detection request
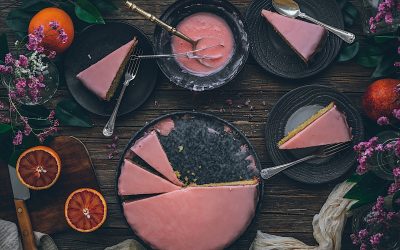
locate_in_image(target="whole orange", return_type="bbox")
[28,7,74,54]
[362,79,400,121]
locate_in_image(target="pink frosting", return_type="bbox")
[153,118,175,136]
[261,10,326,61]
[279,105,352,149]
[118,159,181,196]
[131,131,183,186]
[76,39,136,100]
[123,184,258,250]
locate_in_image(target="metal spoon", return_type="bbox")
[272,0,355,44]
[133,45,224,60]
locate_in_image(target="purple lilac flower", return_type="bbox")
[18,55,28,68]
[49,21,60,30]
[4,53,14,65]
[358,229,369,240]
[48,50,56,59]
[393,167,400,177]
[392,109,400,120]
[370,233,383,246]
[12,131,23,145]
[385,12,394,23]
[388,181,400,194]
[359,243,367,250]
[0,65,12,74]
[57,28,68,44]
[377,116,390,125]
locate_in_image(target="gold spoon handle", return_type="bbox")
[125,1,195,45]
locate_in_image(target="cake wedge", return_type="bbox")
[118,159,181,196]
[76,38,138,101]
[278,102,352,149]
[131,131,183,186]
[261,10,326,62]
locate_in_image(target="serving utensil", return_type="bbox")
[103,48,143,137]
[8,165,37,250]
[134,45,223,60]
[260,142,351,180]
[272,0,355,44]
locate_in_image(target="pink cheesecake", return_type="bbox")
[118,159,181,196]
[152,118,175,136]
[76,38,138,100]
[261,10,326,62]
[278,102,352,149]
[131,131,183,186]
[122,184,258,250]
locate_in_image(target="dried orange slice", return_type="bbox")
[16,146,61,190]
[65,188,107,233]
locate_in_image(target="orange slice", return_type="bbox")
[16,146,61,190]
[65,188,107,233]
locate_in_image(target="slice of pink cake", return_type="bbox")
[118,159,181,196]
[76,38,138,101]
[278,102,352,149]
[122,184,258,250]
[131,131,183,186]
[261,10,326,62]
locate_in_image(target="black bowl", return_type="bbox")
[154,0,249,91]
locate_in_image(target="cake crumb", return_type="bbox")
[88,54,92,59]
[174,171,181,178]
[178,145,184,152]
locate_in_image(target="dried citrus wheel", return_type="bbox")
[65,188,107,233]
[16,146,61,190]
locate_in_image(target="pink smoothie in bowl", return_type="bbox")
[171,12,235,76]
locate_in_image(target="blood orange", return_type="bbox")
[65,188,107,233]
[16,146,61,190]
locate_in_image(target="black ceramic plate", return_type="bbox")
[116,112,263,247]
[265,85,364,184]
[154,0,249,91]
[64,22,158,116]
[246,0,343,79]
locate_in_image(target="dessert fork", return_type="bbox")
[103,48,143,137]
[260,142,351,180]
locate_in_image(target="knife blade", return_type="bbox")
[8,165,37,250]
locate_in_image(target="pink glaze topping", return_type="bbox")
[171,12,234,76]
[261,10,326,61]
[118,159,181,196]
[279,105,352,149]
[76,39,136,100]
[153,118,175,136]
[131,131,183,186]
[122,184,258,250]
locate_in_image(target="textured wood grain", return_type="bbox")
[0,0,368,249]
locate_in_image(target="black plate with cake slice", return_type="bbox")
[265,85,364,184]
[245,0,343,79]
[64,22,158,116]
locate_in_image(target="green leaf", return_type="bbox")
[0,33,9,64]
[344,172,389,210]
[356,55,383,68]
[343,2,358,27]
[372,53,397,78]
[6,9,34,38]
[56,99,93,128]
[74,0,105,24]
[92,0,118,13]
[0,124,12,135]
[337,41,359,62]
[393,190,400,211]
[347,173,363,183]
[374,35,398,44]
[19,105,51,128]
[336,0,348,9]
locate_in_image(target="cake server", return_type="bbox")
[103,48,143,137]
[260,142,350,180]
[272,0,355,44]
[8,165,37,250]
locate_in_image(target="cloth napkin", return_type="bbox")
[250,181,357,250]
[105,239,146,250]
[0,219,58,250]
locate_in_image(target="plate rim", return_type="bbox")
[265,84,365,184]
[63,21,158,117]
[245,0,344,79]
[115,111,264,248]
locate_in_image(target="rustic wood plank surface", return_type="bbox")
[0,0,375,249]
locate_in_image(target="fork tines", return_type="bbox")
[127,48,143,75]
[322,141,351,156]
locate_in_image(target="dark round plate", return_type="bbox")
[154,0,249,91]
[245,0,343,79]
[265,85,364,184]
[64,22,158,116]
[116,111,263,247]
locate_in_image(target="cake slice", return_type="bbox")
[76,38,138,101]
[278,102,352,149]
[131,131,183,186]
[122,184,258,250]
[118,159,181,196]
[261,10,326,62]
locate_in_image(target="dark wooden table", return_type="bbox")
[0,0,374,249]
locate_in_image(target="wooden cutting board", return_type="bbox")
[0,136,99,234]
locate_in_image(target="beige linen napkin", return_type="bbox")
[0,219,58,250]
[250,181,357,250]
[105,239,146,250]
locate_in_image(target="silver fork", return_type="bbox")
[260,142,351,180]
[103,48,143,137]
